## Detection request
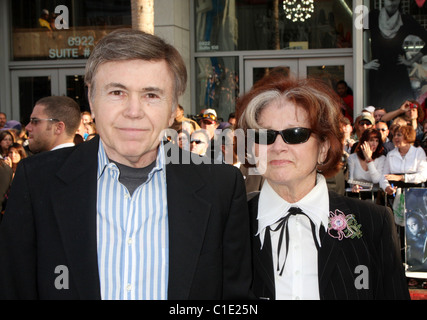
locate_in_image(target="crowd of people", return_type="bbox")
[0,28,425,300]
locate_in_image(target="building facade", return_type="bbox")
[1,0,426,125]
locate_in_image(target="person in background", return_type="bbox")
[38,9,51,30]
[380,125,427,195]
[381,100,425,142]
[0,131,14,159]
[169,104,200,133]
[25,96,81,153]
[189,129,210,156]
[176,129,190,151]
[199,108,222,163]
[376,121,393,155]
[335,80,353,123]
[81,111,93,124]
[0,113,7,130]
[351,113,376,153]
[0,159,12,223]
[341,116,355,155]
[374,107,386,123]
[236,71,409,299]
[5,143,27,178]
[228,112,236,127]
[347,128,386,196]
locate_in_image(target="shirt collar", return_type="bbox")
[257,174,330,248]
[97,139,166,180]
[50,142,75,151]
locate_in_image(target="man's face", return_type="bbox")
[200,119,217,140]
[82,114,92,124]
[375,122,389,142]
[25,104,57,153]
[88,59,176,167]
[0,114,7,128]
[374,109,385,123]
[336,83,347,97]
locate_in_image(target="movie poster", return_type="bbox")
[364,0,427,112]
[405,188,427,272]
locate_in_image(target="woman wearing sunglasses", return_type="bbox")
[236,72,409,300]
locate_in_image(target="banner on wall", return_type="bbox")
[364,2,427,113]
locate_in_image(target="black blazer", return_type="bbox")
[0,137,252,300]
[249,191,410,300]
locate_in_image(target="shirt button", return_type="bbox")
[127,238,133,245]
[295,270,300,276]
[126,284,132,291]
[294,296,300,300]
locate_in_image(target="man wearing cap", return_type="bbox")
[38,9,51,30]
[199,108,223,163]
[350,112,375,153]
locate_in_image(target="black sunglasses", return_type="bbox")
[190,139,205,145]
[254,127,312,145]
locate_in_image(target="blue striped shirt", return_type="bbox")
[96,141,169,300]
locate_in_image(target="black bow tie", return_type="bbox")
[269,206,320,276]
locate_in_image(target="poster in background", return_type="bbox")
[364,0,427,112]
[405,188,427,272]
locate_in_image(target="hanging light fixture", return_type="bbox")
[283,0,314,22]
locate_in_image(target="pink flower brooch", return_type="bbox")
[328,209,362,240]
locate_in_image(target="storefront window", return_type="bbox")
[195,57,239,121]
[195,0,353,52]
[11,0,131,61]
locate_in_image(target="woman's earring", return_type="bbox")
[316,161,324,173]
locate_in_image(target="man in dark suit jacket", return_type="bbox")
[0,29,252,300]
[249,191,410,300]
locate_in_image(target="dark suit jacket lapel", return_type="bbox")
[166,153,212,300]
[50,137,101,299]
[249,195,275,299]
[318,191,347,298]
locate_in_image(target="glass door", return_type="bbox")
[299,57,353,90]
[11,69,59,124]
[244,59,298,93]
[244,57,353,93]
[59,68,88,112]
[11,68,86,125]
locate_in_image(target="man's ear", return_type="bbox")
[168,107,177,127]
[54,121,66,135]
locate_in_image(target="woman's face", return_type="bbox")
[384,0,400,16]
[393,130,409,149]
[8,147,21,164]
[368,136,379,153]
[255,98,329,199]
[407,217,419,236]
[1,134,13,151]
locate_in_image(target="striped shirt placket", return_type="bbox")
[96,141,169,300]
